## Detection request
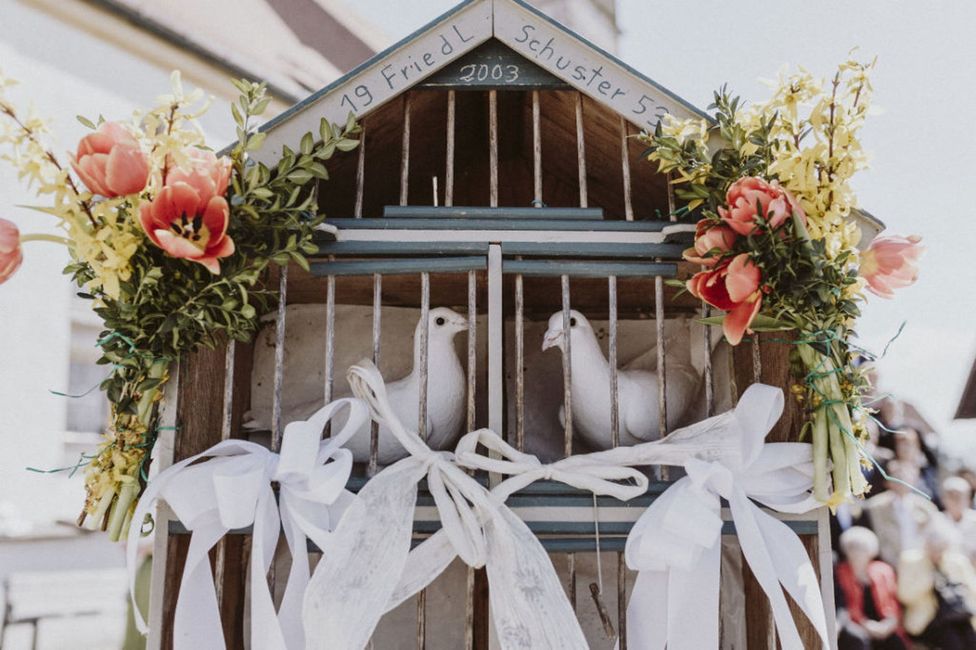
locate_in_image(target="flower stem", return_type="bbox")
[19,233,70,245]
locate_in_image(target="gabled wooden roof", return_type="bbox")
[253,0,707,166]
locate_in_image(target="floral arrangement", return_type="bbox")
[642,58,923,506]
[0,72,360,540]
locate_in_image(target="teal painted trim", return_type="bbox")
[257,0,484,136]
[506,0,711,123]
[383,205,604,220]
[503,259,676,278]
[311,257,487,276]
[502,242,686,259]
[314,240,489,257]
[327,218,670,232]
[169,518,818,544]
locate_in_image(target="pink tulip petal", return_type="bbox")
[201,196,229,243]
[725,254,761,303]
[139,203,163,246]
[208,234,235,259]
[73,155,111,196]
[193,255,222,274]
[723,295,762,346]
[152,183,203,225]
[105,144,149,196]
[154,229,204,259]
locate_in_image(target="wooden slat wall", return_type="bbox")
[161,336,253,650]
[732,333,826,649]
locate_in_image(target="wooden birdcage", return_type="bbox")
[153,1,835,648]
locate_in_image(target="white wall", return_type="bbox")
[0,0,234,527]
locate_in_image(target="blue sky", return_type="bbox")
[347,0,976,448]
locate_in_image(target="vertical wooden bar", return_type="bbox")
[616,115,632,650]
[515,272,525,450]
[487,245,504,468]
[619,117,633,222]
[400,94,411,207]
[418,273,430,439]
[271,267,288,452]
[575,92,587,208]
[608,278,619,448]
[416,269,430,649]
[532,90,542,204]
[560,275,573,457]
[489,90,498,207]
[148,368,178,650]
[445,90,456,208]
[368,274,382,477]
[464,269,477,650]
[610,280,625,646]
[354,129,365,218]
[213,341,236,609]
[324,273,336,406]
[466,271,477,432]
[702,302,714,417]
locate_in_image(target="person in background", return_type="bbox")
[893,428,941,508]
[941,476,976,564]
[958,467,976,507]
[863,459,939,566]
[835,527,909,650]
[898,517,976,649]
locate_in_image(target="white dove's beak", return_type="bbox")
[453,315,469,331]
[541,327,563,351]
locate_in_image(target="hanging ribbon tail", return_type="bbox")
[303,458,426,650]
[486,507,589,649]
[623,476,723,650]
[728,490,830,650]
[125,440,269,645]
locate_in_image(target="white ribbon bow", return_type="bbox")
[612,383,830,650]
[126,397,367,650]
[386,424,649,618]
[304,361,646,650]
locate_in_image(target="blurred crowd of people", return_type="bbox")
[832,396,976,650]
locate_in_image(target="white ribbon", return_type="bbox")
[126,396,367,650]
[304,361,646,650]
[387,423,649,614]
[613,383,830,650]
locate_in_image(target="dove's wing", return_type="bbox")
[620,345,658,373]
[620,369,660,441]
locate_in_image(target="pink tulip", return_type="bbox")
[166,148,232,199]
[859,235,923,298]
[719,176,806,236]
[683,219,738,266]
[0,218,23,285]
[139,182,234,274]
[70,122,149,198]
[687,253,763,345]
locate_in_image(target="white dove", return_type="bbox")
[542,310,700,450]
[247,307,469,465]
[345,306,468,464]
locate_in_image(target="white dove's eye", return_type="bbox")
[435,316,446,326]
[570,317,577,327]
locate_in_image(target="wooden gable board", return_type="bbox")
[253,0,707,166]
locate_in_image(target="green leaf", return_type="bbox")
[231,102,244,128]
[300,132,314,155]
[698,313,795,332]
[319,118,334,142]
[246,131,267,152]
[286,170,314,184]
[76,115,96,129]
[335,138,359,152]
